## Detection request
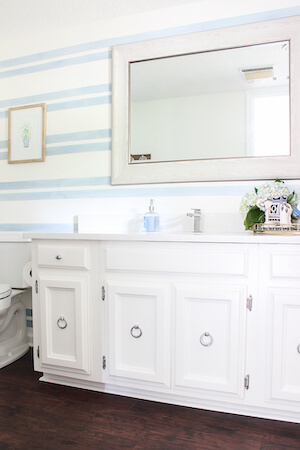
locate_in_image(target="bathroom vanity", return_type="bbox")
[27,232,300,423]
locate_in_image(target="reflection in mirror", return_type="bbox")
[129,41,289,164]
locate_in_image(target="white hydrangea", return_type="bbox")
[240,191,258,216]
[257,181,290,200]
[240,180,291,216]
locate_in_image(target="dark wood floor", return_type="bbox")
[1,350,300,449]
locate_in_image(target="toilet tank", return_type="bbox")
[0,233,31,288]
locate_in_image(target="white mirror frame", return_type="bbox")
[111,16,300,185]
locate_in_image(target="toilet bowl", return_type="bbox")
[0,285,29,369]
[0,284,12,316]
[0,233,31,369]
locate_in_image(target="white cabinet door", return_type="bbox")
[37,275,90,375]
[106,281,170,387]
[174,283,247,398]
[268,288,300,403]
[260,245,300,405]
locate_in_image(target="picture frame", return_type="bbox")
[8,103,46,164]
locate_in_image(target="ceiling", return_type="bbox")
[131,41,290,100]
[0,0,203,41]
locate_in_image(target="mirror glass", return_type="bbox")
[129,41,290,164]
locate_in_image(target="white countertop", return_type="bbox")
[0,232,31,243]
[23,231,300,244]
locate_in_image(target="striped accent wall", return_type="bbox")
[0,6,300,233]
[26,308,32,329]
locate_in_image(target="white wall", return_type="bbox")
[0,0,300,234]
[131,91,246,162]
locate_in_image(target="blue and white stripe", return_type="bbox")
[0,6,299,232]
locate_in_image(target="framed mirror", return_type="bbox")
[111,16,300,185]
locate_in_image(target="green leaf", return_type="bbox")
[244,206,265,230]
[288,191,295,203]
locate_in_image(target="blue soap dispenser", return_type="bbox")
[144,199,159,232]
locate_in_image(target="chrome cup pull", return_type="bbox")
[57,316,67,329]
[56,255,63,260]
[130,325,142,339]
[200,332,214,347]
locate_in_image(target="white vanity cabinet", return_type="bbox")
[31,240,104,383]
[103,241,254,405]
[27,233,300,423]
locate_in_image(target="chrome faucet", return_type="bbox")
[187,208,201,232]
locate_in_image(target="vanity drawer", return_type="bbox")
[105,243,250,277]
[268,246,300,280]
[37,244,90,270]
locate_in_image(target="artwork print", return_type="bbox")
[8,103,46,164]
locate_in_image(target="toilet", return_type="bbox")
[0,233,31,369]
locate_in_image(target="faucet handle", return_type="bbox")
[190,208,201,215]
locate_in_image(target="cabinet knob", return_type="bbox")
[200,332,214,347]
[55,255,63,260]
[57,316,67,329]
[297,344,300,354]
[130,325,142,339]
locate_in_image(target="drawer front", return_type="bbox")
[260,245,300,281]
[271,251,300,280]
[37,244,90,270]
[105,242,250,277]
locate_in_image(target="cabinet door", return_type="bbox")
[106,281,170,387]
[268,288,300,403]
[37,275,90,375]
[174,283,247,397]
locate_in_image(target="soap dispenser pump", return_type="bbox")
[144,199,159,232]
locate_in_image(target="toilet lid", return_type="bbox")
[0,284,11,300]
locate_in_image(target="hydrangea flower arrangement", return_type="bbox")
[240,179,295,230]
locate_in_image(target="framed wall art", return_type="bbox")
[8,103,46,164]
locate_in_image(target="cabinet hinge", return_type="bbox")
[244,374,250,390]
[35,280,38,294]
[102,286,105,301]
[102,356,106,370]
[37,346,40,359]
[246,295,253,311]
